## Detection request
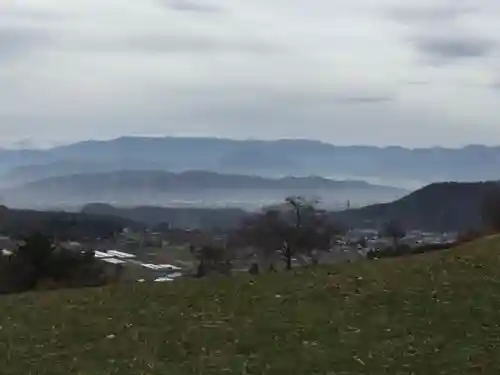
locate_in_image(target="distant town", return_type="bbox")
[0,223,459,285]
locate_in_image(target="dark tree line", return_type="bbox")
[0,208,134,241]
[0,233,111,294]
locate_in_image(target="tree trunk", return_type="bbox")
[285,245,292,271]
[249,263,259,275]
[393,237,399,251]
[311,253,319,266]
[196,261,207,278]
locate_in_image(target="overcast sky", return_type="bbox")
[1,0,500,148]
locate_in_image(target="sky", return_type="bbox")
[1,0,500,148]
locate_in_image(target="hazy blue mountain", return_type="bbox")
[2,137,500,188]
[2,160,114,187]
[0,170,407,210]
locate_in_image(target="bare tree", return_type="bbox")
[238,209,288,269]
[237,196,343,270]
[380,220,406,249]
[192,245,232,277]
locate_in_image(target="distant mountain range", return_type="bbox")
[0,170,406,210]
[337,181,499,232]
[2,137,500,189]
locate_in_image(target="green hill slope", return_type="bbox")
[2,237,500,374]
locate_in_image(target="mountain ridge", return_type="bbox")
[1,170,406,210]
[2,137,500,188]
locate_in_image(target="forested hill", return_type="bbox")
[337,181,500,232]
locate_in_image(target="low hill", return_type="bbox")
[2,160,122,187]
[82,203,247,230]
[2,236,500,374]
[337,181,499,232]
[1,170,406,210]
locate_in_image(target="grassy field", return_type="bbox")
[2,237,500,374]
[143,244,195,264]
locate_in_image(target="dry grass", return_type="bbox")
[2,236,500,374]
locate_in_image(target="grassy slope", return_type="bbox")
[2,237,500,375]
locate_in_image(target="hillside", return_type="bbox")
[1,170,406,209]
[2,236,500,374]
[3,137,500,186]
[338,181,499,232]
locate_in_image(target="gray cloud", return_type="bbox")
[387,4,477,23]
[1,9,65,21]
[411,35,496,62]
[386,3,498,64]
[141,87,396,110]
[1,0,500,148]
[0,27,50,60]
[336,96,395,104]
[188,89,397,108]
[160,0,222,13]
[75,34,284,55]
[405,80,431,86]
